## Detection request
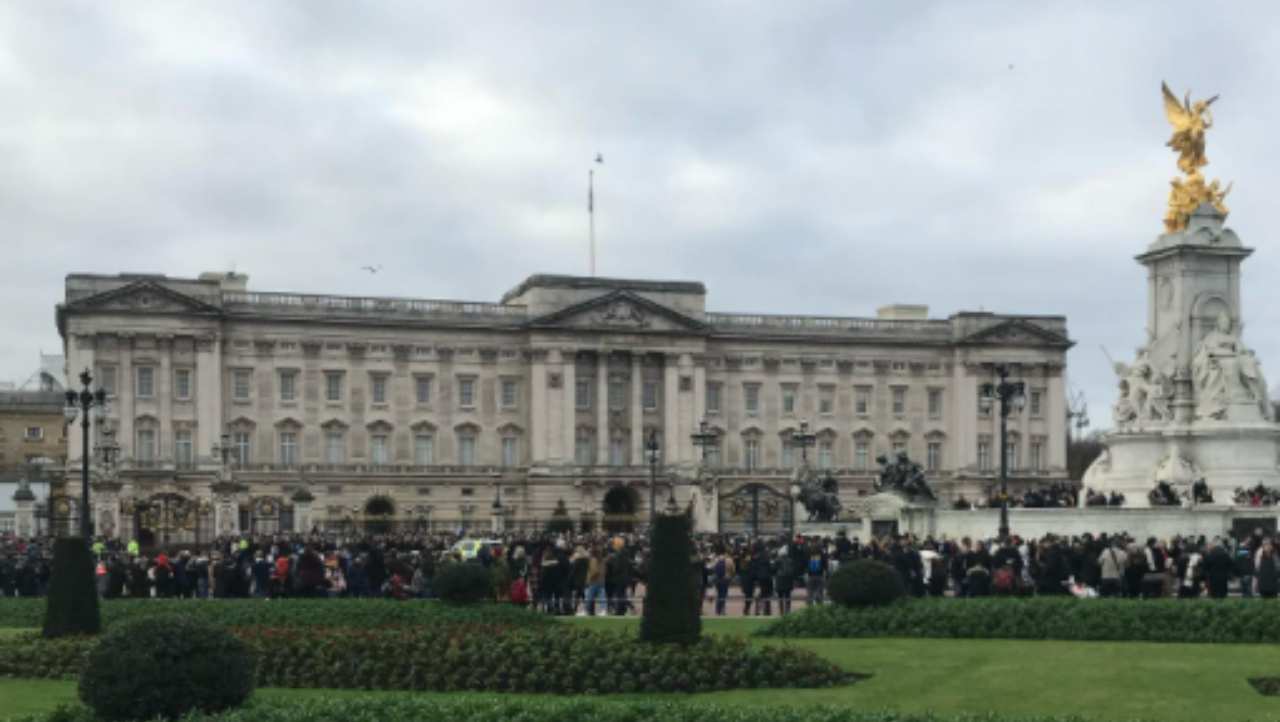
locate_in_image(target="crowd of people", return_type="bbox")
[3,526,1280,608]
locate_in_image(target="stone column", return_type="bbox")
[663,354,679,464]
[157,335,173,465]
[693,357,707,428]
[562,350,577,464]
[195,335,223,465]
[678,353,695,465]
[596,352,609,465]
[118,335,135,466]
[529,350,548,463]
[630,353,643,465]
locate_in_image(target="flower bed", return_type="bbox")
[0,598,548,630]
[1,626,855,694]
[757,597,1280,643]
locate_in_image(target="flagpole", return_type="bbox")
[588,168,596,276]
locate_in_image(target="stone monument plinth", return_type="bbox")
[1085,204,1280,505]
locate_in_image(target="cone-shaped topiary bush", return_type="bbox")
[639,513,701,644]
[79,615,254,720]
[42,537,101,638]
[828,558,906,607]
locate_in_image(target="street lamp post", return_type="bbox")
[646,430,660,527]
[788,420,818,537]
[63,369,108,540]
[980,364,1026,541]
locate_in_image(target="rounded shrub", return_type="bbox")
[433,562,493,604]
[78,615,254,720]
[828,559,905,607]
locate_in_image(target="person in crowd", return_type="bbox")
[1202,538,1234,599]
[1255,538,1279,598]
[584,545,606,615]
[1097,538,1127,598]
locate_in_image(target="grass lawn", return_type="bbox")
[4,620,1279,721]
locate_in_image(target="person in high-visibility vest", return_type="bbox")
[127,538,140,557]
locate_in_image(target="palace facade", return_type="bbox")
[51,271,1072,542]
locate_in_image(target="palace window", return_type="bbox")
[370,434,389,465]
[818,440,834,469]
[744,437,761,470]
[136,366,155,399]
[501,379,519,409]
[457,432,476,466]
[892,386,907,416]
[978,389,991,417]
[458,378,475,409]
[1030,389,1044,417]
[279,431,298,468]
[855,386,871,415]
[415,375,433,405]
[174,369,192,401]
[1030,438,1043,472]
[978,436,992,472]
[608,380,626,411]
[575,379,591,410]
[279,370,297,402]
[174,430,193,468]
[928,388,942,418]
[706,382,722,414]
[927,441,941,472]
[609,437,626,466]
[233,431,251,467]
[135,429,155,463]
[744,384,761,415]
[855,440,870,471]
[325,431,346,464]
[1006,439,1019,472]
[231,369,250,401]
[502,435,519,466]
[325,371,344,402]
[414,434,434,465]
[781,441,795,469]
[642,381,659,411]
[819,385,835,415]
[96,365,117,396]
[781,384,797,415]
[371,373,389,404]
[23,426,43,441]
[575,430,594,465]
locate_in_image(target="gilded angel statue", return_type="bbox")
[1161,81,1231,232]
[1162,81,1217,174]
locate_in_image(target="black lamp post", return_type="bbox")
[63,369,108,540]
[980,364,1026,541]
[646,430,660,527]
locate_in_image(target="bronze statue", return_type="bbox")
[874,451,936,501]
[792,466,842,523]
[1161,81,1231,232]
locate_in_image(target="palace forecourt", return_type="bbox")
[40,271,1073,543]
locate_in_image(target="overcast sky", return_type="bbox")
[3,2,1279,431]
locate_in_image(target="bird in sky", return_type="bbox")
[595,153,604,164]
[361,265,382,274]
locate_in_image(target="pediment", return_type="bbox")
[66,280,222,316]
[958,319,1072,349]
[526,290,708,334]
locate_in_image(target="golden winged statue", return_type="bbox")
[1161,81,1231,232]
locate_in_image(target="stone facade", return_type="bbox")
[0,391,67,474]
[56,271,1072,540]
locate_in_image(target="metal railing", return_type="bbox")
[222,291,527,320]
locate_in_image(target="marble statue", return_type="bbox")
[1161,82,1231,232]
[1192,313,1270,420]
[1111,353,1174,427]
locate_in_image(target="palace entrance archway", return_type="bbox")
[601,486,639,532]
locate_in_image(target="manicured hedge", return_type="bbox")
[757,597,1280,643]
[2,626,854,694]
[0,598,548,630]
[5,696,1136,722]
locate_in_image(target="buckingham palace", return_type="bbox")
[46,271,1072,541]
